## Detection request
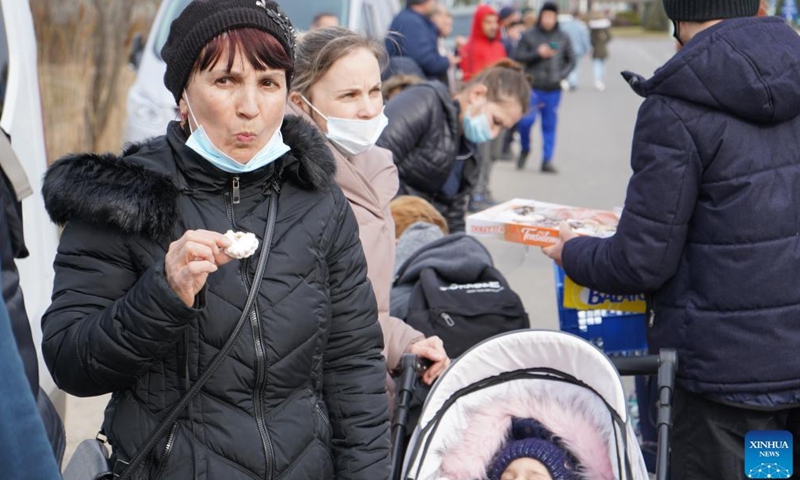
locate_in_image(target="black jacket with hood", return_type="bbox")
[377,81,478,233]
[513,15,575,91]
[41,117,390,479]
[0,169,37,395]
[563,17,800,407]
[391,228,494,320]
[1,133,65,463]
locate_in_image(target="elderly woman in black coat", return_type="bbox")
[41,1,389,478]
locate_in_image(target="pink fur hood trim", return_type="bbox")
[437,382,615,480]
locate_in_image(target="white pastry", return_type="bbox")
[223,230,259,259]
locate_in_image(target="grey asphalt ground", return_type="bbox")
[61,33,678,466]
[482,34,677,331]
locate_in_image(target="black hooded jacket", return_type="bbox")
[1,135,66,464]
[513,8,575,91]
[391,231,493,320]
[41,117,390,479]
[0,169,36,395]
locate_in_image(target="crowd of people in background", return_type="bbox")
[380,0,614,217]
[384,0,611,218]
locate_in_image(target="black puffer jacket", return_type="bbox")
[0,169,36,396]
[377,81,478,232]
[42,118,390,479]
[1,142,66,463]
[514,25,575,91]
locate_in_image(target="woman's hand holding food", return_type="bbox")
[166,230,235,307]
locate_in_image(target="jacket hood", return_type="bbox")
[43,115,336,240]
[537,3,560,30]
[622,17,800,124]
[470,5,500,41]
[394,222,446,276]
[394,232,493,285]
[425,80,461,119]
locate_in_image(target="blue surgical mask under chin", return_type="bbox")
[462,107,495,144]
[183,92,290,174]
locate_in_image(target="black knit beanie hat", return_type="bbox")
[540,2,559,15]
[161,0,295,103]
[662,0,759,21]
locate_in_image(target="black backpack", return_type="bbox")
[404,265,529,358]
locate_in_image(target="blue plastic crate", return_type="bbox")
[553,264,648,356]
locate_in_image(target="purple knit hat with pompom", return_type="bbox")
[487,418,580,480]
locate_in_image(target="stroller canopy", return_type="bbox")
[403,330,649,480]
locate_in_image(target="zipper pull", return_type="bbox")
[440,312,455,327]
[271,178,281,195]
[648,309,655,328]
[232,176,241,205]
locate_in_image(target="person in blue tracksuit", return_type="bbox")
[513,2,575,173]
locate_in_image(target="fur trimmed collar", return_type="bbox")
[43,115,335,240]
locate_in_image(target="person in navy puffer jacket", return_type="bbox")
[385,0,458,82]
[543,1,800,478]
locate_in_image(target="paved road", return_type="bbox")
[61,33,678,466]
[481,34,677,331]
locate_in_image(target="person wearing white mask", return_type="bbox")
[288,27,449,401]
[40,2,390,478]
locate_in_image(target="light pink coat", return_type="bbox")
[286,103,425,371]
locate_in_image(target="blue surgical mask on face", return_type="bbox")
[183,91,290,174]
[462,104,495,144]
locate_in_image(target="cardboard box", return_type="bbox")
[562,274,646,313]
[466,198,620,248]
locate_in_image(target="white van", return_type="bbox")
[123,0,400,145]
[0,0,62,407]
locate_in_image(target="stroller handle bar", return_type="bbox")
[611,355,658,376]
[610,350,677,377]
[612,349,678,480]
[390,354,431,480]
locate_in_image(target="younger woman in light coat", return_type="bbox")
[288,27,450,390]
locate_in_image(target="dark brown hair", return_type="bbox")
[192,28,294,90]
[464,58,531,113]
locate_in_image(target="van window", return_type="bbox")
[154,0,350,59]
[154,0,194,59]
[0,4,9,119]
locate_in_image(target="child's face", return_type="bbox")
[501,458,553,480]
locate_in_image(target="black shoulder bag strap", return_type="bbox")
[117,187,279,479]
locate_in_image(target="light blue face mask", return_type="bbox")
[183,92,290,174]
[462,105,496,144]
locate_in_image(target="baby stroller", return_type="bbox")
[390,330,677,480]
